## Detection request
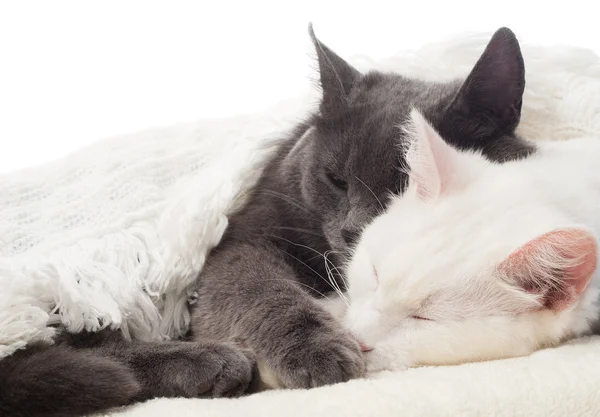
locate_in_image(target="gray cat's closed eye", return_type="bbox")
[326,172,348,191]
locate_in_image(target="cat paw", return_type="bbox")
[188,343,256,398]
[142,342,256,399]
[268,317,365,388]
[365,345,411,374]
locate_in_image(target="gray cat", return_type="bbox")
[0,25,533,417]
[190,25,534,389]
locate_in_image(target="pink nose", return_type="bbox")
[350,333,373,352]
[359,342,374,352]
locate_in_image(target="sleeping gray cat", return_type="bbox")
[0,25,533,417]
[190,25,534,389]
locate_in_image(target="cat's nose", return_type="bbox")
[341,228,361,246]
[350,333,374,352]
[358,341,374,352]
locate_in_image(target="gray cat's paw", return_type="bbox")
[189,343,256,398]
[149,342,256,399]
[270,321,365,388]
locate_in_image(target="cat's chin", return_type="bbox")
[365,344,412,374]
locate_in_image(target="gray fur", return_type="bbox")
[0,330,256,417]
[191,25,535,389]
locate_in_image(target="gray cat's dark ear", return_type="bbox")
[451,27,525,132]
[309,23,361,117]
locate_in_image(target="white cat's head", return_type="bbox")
[343,110,599,372]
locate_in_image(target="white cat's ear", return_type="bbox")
[406,109,461,201]
[499,228,598,311]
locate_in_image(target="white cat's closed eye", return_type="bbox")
[411,315,433,321]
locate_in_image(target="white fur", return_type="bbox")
[344,110,600,372]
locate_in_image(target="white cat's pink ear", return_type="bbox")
[406,109,461,201]
[499,228,598,311]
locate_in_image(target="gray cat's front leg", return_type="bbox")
[192,242,365,389]
[64,330,256,399]
[121,340,256,399]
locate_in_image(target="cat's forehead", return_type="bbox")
[364,198,508,289]
[377,238,482,293]
[317,73,460,139]
[351,73,461,122]
[371,228,524,320]
[366,180,562,296]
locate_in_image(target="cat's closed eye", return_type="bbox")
[372,265,379,284]
[326,172,348,191]
[411,315,433,321]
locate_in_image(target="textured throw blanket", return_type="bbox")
[107,336,600,417]
[2,31,600,416]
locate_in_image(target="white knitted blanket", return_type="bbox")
[0,103,303,357]
[3,31,600,416]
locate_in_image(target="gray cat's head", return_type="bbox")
[290,26,534,253]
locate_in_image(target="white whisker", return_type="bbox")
[263,234,350,306]
[355,176,384,212]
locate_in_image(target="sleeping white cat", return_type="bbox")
[343,109,600,373]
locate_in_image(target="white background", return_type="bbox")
[1,0,598,174]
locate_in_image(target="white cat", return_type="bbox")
[343,109,600,373]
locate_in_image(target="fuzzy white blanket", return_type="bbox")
[3,31,600,416]
[107,336,600,417]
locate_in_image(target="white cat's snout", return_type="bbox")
[349,332,374,352]
[359,341,374,353]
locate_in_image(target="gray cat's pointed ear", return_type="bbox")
[450,27,525,132]
[309,23,361,118]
